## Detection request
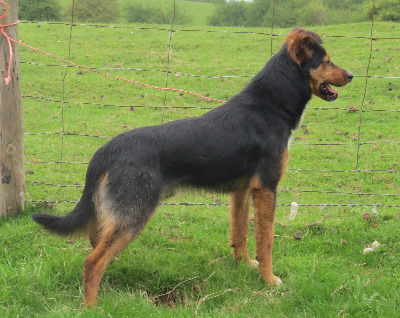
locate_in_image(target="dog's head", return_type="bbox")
[285,28,353,101]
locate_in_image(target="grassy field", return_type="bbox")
[1,20,399,316]
[178,0,216,25]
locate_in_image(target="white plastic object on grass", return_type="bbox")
[289,202,298,220]
[363,240,381,255]
[371,240,381,249]
[363,247,374,255]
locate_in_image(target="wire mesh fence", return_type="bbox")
[16,0,399,211]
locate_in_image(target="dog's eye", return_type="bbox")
[325,60,332,65]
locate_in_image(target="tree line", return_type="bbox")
[19,0,191,24]
[209,0,400,27]
[19,0,400,26]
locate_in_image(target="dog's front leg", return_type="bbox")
[229,190,257,266]
[252,188,282,285]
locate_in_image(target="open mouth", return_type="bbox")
[320,83,338,101]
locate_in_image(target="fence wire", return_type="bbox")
[20,0,399,209]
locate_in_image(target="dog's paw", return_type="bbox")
[267,275,282,286]
[249,259,259,267]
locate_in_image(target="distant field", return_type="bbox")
[178,0,216,25]
[1,21,399,317]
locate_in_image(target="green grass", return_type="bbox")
[177,0,216,26]
[2,204,400,316]
[1,21,399,316]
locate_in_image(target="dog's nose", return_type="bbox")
[347,72,353,82]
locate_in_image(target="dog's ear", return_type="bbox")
[285,28,323,65]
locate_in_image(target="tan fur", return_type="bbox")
[94,173,117,231]
[84,172,161,306]
[285,28,323,65]
[229,189,252,264]
[280,149,289,181]
[229,166,287,283]
[309,62,351,99]
[252,188,279,284]
[84,228,134,307]
[87,219,99,249]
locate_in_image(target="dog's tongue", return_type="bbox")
[326,84,338,98]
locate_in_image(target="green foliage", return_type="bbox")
[366,0,400,22]
[68,0,120,23]
[298,0,328,26]
[19,0,61,21]
[208,1,249,26]
[123,0,192,25]
[181,0,223,2]
[267,0,309,27]
[245,0,272,26]
[208,0,370,27]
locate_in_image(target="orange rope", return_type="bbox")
[0,1,18,84]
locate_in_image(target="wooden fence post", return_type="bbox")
[0,1,24,217]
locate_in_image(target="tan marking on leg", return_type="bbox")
[229,190,254,265]
[98,173,108,186]
[94,172,119,232]
[280,149,289,181]
[87,219,99,249]
[252,188,282,285]
[249,174,262,190]
[83,228,133,307]
[83,172,130,307]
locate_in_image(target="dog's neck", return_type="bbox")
[241,48,312,130]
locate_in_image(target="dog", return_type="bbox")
[32,28,352,307]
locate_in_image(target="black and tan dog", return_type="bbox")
[32,28,352,307]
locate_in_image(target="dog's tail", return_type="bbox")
[32,189,94,237]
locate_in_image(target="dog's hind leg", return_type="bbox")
[83,226,134,307]
[252,188,282,285]
[83,200,160,307]
[229,190,257,266]
[83,170,162,307]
